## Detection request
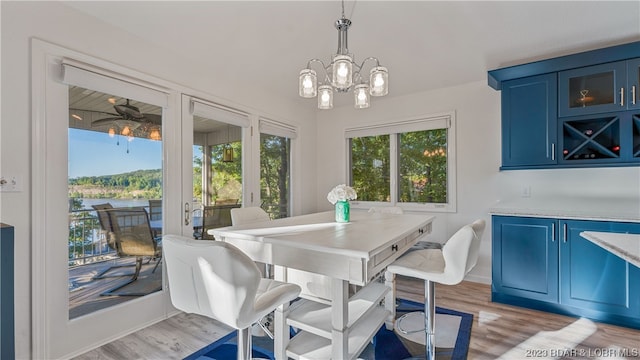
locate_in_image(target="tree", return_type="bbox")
[260,135,290,218]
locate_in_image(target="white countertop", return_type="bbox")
[489,196,640,222]
[580,231,640,268]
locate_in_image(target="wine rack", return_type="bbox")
[562,116,620,161]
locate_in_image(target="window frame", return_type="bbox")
[346,111,457,213]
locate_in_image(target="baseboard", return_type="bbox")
[464,273,491,285]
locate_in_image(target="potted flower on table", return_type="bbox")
[327,184,357,223]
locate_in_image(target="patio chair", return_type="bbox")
[148,199,162,221]
[100,208,162,296]
[194,204,236,240]
[148,199,162,237]
[92,203,139,279]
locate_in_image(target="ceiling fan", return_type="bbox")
[86,99,162,140]
[91,99,161,126]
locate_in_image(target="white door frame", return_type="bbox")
[31,39,179,359]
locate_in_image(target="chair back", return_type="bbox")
[466,219,486,273]
[107,208,158,257]
[163,235,263,329]
[230,207,270,226]
[199,205,237,239]
[439,224,477,285]
[148,199,162,221]
[92,203,113,231]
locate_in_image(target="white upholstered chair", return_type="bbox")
[163,235,301,360]
[384,219,486,359]
[230,207,271,226]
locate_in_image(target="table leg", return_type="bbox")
[384,270,396,330]
[331,278,349,359]
[273,265,289,360]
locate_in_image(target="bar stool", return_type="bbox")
[163,235,301,360]
[384,220,485,359]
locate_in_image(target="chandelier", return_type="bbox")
[298,1,389,109]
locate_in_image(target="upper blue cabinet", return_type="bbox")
[558,61,627,117]
[559,60,639,117]
[629,58,640,111]
[501,74,557,169]
[488,41,640,170]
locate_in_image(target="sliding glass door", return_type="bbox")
[68,86,164,319]
[181,96,249,237]
[32,43,174,359]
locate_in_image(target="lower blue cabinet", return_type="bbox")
[492,215,640,329]
[492,216,558,303]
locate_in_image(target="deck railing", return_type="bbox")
[68,209,117,267]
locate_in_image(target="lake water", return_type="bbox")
[76,198,153,210]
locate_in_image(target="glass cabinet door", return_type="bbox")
[559,61,626,117]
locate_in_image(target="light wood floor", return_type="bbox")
[73,278,640,360]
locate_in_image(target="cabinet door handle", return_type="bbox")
[551,143,555,161]
[551,222,556,242]
[620,87,624,107]
[633,86,637,105]
[563,223,568,243]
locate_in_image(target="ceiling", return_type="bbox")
[63,1,640,109]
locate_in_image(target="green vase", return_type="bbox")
[335,200,350,223]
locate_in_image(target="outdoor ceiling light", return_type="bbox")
[298,0,388,110]
[222,125,234,163]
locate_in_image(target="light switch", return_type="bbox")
[0,175,23,192]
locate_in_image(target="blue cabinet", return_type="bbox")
[501,74,557,169]
[492,215,640,329]
[560,220,640,320]
[558,61,628,117]
[488,41,640,170]
[1,223,14,360]
[628,58,640,110]
[492,216,558,302]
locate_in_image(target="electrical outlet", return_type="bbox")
[0,175,23,192]
[521,185,531,198]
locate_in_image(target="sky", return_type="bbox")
[68,128,162,178]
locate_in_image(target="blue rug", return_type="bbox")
[185,299,472,360]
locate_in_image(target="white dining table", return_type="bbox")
[211,210,434,360]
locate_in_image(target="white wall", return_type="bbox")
[0,2,317,358]
[316,80,640,284]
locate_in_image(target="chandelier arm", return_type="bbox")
[357,57,382,71]
[305,59,332,84]
[352,70,365,85]
[306,58,327,70]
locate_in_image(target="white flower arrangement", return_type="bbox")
[327,184,358,205]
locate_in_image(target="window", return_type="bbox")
[259,118,297,219]
[350,135,390,201]
[347,112,456,212]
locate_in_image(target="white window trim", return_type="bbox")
[346,111,457,213]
